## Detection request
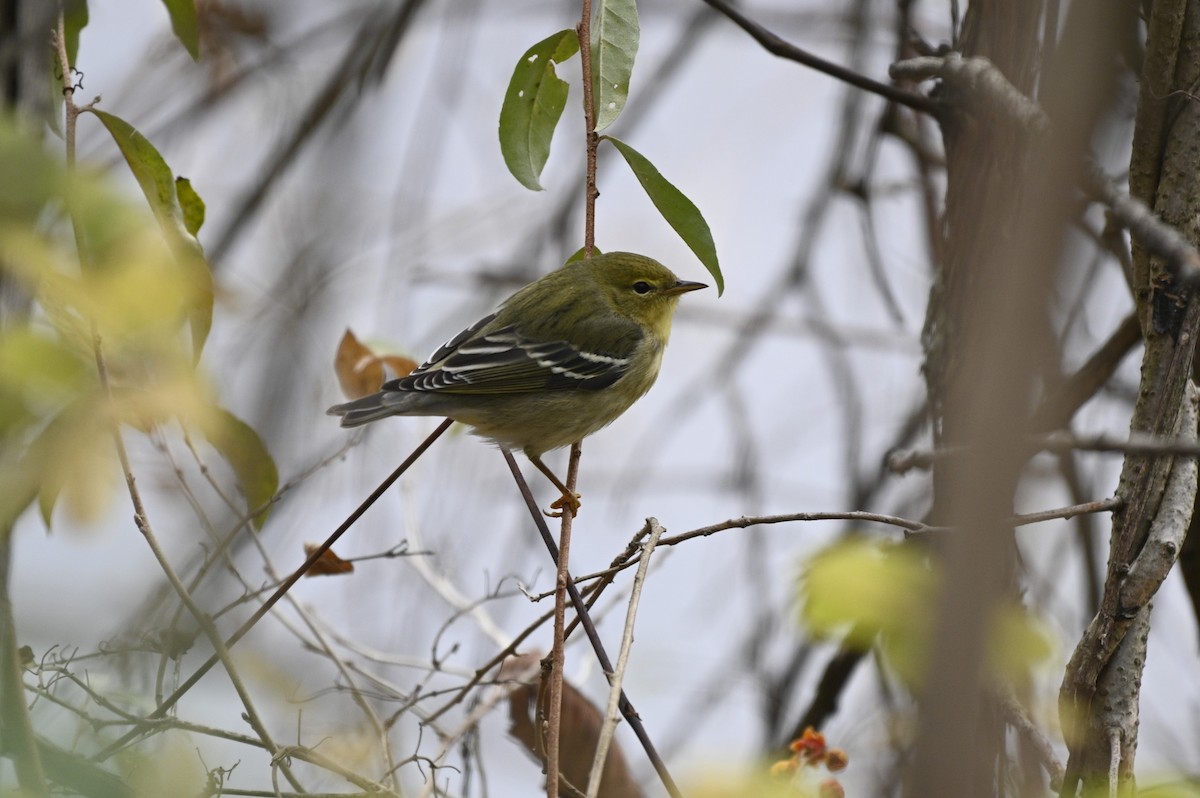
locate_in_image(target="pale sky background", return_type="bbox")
[11,1,1200,795]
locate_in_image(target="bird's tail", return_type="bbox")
[326,393,395,428]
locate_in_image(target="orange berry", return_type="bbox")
[826,748,849,772]
[818,778,845,798]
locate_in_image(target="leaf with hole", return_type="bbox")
[499,30,580,191]
[590,0,639,132]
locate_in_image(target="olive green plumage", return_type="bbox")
[328,251,705,512]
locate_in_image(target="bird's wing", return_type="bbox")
[385,322,642,395]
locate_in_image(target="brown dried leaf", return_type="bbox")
[334,329,384,400]
[504,655,644,798]
[303,544,355,577]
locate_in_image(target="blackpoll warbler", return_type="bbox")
[328,252,706,514]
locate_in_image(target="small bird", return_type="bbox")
[328,252,706,515]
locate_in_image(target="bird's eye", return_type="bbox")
[632,281,653,294]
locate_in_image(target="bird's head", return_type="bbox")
[586,252,706,337]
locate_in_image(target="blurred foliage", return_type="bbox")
[89,108,213,360]
[0,118,274,531]
[686,767,839,798]
[1139,782,1200,798]
[799,540,1054,687]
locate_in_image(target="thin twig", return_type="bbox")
[585,518,664,797]
[93,327,307,792]
[501,450,683,798]
[549,443,583,795]
[998,684,1065,790]
[91,419,453,762]
[577,0,599,254]
[891,52,1200,281]
[243,531,400,791]
[894,426,1200,474]
[57,13,303,789]
[401,483,513,650]
[560,502,1123,588]
[1049,430,1200,457]
[1081,162,1200,282]
[542,0,601,792]
[701,0,937,114]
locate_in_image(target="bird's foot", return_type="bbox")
[544,491,582,518]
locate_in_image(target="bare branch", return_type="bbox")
[586,518,664,797]
[701,0,937,114]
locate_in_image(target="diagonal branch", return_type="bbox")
[700,0,937,114]
[502,450,682,798]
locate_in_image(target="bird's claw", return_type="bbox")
[544,491,582,518]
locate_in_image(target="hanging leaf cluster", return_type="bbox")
[497,0,723,293]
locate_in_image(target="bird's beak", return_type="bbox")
[663,280,707,296]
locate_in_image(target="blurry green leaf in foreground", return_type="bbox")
[17,363,218,530]
[119,728,205,795]
[28,395,115,528]
[1138,782,1200,798]
[684,768,813,798]
[590,0,639,132]
[499,29,580,191]
[801,540,933,685]
[88,109,213,360]
[0,121,218,530]
[201,409,279,530]
[0,125,67,223]
[800,540,1053,687]
[602,135,723,294]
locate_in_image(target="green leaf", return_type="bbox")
[89,110,181,231]
[800,540,1054,688]
[64,0,89,67]
[175,177,205,236]
[590,0,639,132]
[160,0,200,60]
[205,410,278,530]
[88,110,213,360]
[499,30,580,191]
[602,135,723,294]
[564,245,602,264]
